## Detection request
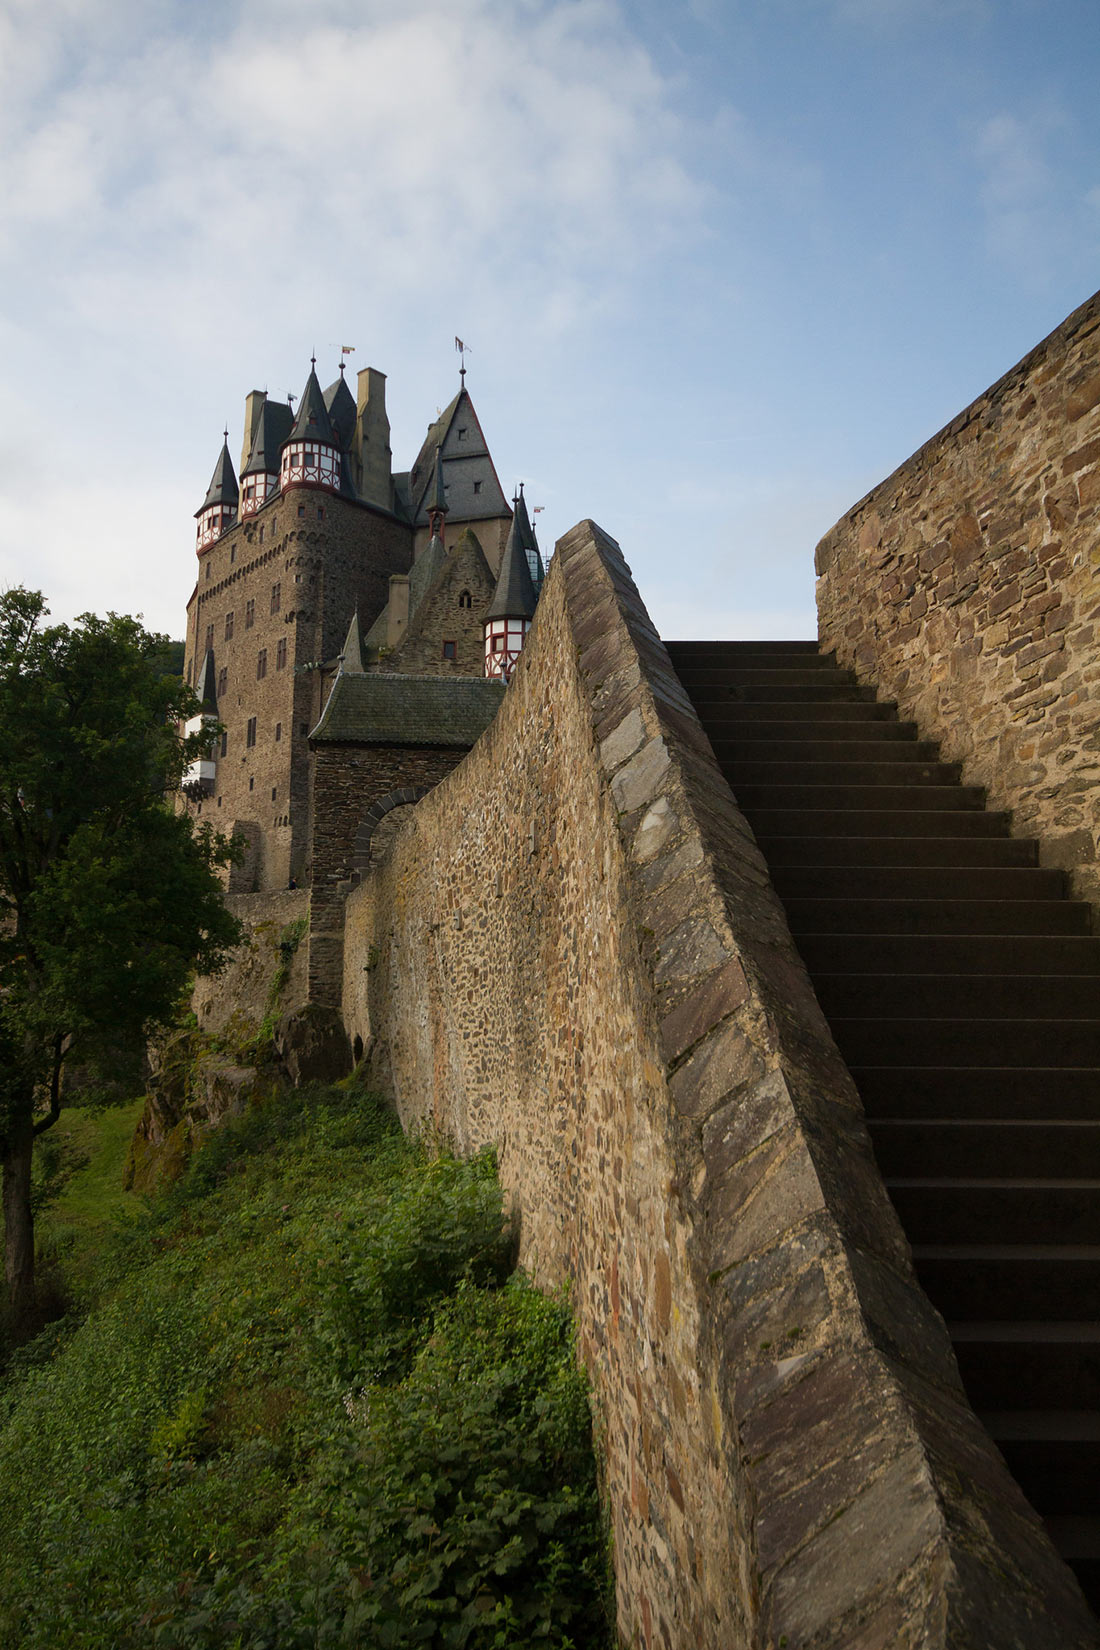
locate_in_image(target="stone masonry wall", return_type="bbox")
[342,521,1094,1649]
[307,743,469,1003]
[816,288,1100,907]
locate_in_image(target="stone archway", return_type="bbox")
[351,786,432,873]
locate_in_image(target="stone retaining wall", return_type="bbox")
[816,288,1100,908]
[342,522,1094,1648]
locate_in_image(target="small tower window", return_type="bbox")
[271,581,281,614]
[245,599,255,629]
[298,505,306,518]
[220,731,228,756]
[225,611,234,641]
[271,787,277,802]
[205,623,214,651]
[442,640,457,661]
[217,667,227,696]
[257,649,267,680]
[276,638,287,670]
[317,506,325,521]
[249,776,254,790]
[458,427,468,440]
[246,717,257,748]
[230,545,236,564]
[275,722,282,742]
[473,480,482,495]
[458,590,472,609]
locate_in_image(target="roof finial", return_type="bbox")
[223,427,229,445]
[310,351,317,371]
[338,359,346,377]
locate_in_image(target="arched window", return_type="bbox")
[458,589,472,609]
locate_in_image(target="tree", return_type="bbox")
[0,589,241,1324]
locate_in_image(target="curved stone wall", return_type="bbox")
[341,521,1094,1648]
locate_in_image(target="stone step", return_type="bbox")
[710,734,936,759]
[665,638,823,657]
[872,1121,1100,1178]
[758,836,1039,867]
[705,718,920,742]
[952,1323,1100,1410]
[729,758,965,787]
[835,1017,1100,1067]
[912,1245,1100,1321]
[691,700,899,723]
[854,1066,1100,1120]
[799,933,1100,975]
[986,1418,1100,1514]
[888,1180,1100,1246]
[771,864,1066,901]
[745,808,1012,838]
[733,783,987,811]
[784,897,1090,936]
[816,972,1097,1017]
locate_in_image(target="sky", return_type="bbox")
[1,0,1098,642]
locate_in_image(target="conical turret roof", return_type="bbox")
[196,437,239,514]
[513,485,544,586]
[484,517,537,622]
[241,398,294,477]
[289,362,338,447]
[323,373,357,452]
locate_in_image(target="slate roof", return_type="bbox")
[513,486,545,587]
[323,374,358,452]
[197,439,239,512]
[407,387,511,526]
[484,515,538,621]
[241,398,294,477]
[340,609,365,673]
[311,673,505,746]
[289,365,338,447]
[409,531,448,616]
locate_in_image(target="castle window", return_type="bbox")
[276,638,287,670]
[257,649,267,680]
[220,731,228,756]
[249,776,254,791]
[458,427,467,440]
[298,506,305,518]
[225,611,234,641]
[245,599,255,629]
[442,640,457,661]
[271,581,281,614]
[259,527,264,544]
[317,506,325,521]
[458,590,472,609]
[205,623,214,651]
[473,480,482,495]
[205,562,211,582]
[217,667,227,696]
[275,722,282,742]
[246,717,257,748]
[230,545,236,564]
[271,787,277,802]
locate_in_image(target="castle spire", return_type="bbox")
[339,608,364,675]
[194,434,239,552]
[483,514,538,681]
[512,483,544,591]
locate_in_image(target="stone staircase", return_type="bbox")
[665,638,1100,1614]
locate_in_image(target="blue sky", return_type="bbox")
[1,0,1097,641]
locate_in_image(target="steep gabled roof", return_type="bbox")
[311,673,505,745]
[409,531,449,617]
[484,515,538,621]
[241,398,294,477]
[323,373,358,452]
[408,386,511,525]
[196,438,239,514]
[289,364,337,447]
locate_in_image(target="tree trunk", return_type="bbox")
[3,1111,35,1323]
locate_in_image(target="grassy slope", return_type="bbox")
[1,1085,613,1650]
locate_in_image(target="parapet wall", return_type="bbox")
[342,523,1092,1648]
[817,289,1100,906]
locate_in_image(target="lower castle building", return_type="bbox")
[181,356,543,892]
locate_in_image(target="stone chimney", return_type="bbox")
[355,367,393,511]
[240,391,267,476]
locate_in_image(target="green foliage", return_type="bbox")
[0,1084,613,1648]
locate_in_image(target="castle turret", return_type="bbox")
[279,359,341,493]
[483,515,538,681]
[240,394,293,516]
[513,484,544,591]
[195,434,239,552]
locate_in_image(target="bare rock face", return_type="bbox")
[124,1029,271,1194]
[273,1003,352,1087]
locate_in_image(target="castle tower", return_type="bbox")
[483,514,538,680]
[279,359,342,493]
[240,395,293,516]
[195,435,239,550]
